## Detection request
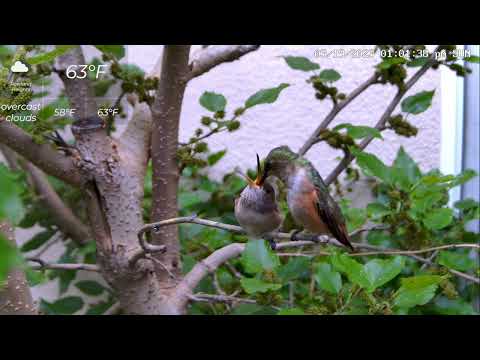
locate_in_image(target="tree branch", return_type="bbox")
[0,221,37,315]
[55,46,97,120]
[0,118,83,186]
[150,45,192,282]
[137,215,479,309]
[299,73,380,155]
[22,162,90,245]
[189,45,260,79]
[324,51,439,186]
[188,293,257,305]
[26,258,100,272]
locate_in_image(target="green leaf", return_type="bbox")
[350,148,391,184]
[464,55,480,63]
[330,253,370,290]
[377,57,406,69]
[0,234,22,283]
[245,83,289,109]
[392,146,421,187]
[86,299,115,315]
[232,303,276,315]
[451,169,478,187]
[314,263,342,294]
[0,165,25,225]
[241,239,280,274]
[430,297,478,315]
[367,202,391,220]
[363,256,405,292]
[199,91,227,112]
[318,69,341,82]
[27,45,76,65]
[283,56,320,71]
[75,280,105,296]
[94,45,125,60]
[393,275,444,309]
[438,251,476,272]
[40,296,84,315]
[277,307,305,315]
[278,257,310,282]
[343,207,367,232]
[333,124,382,140]
[407,57,429,67]
[240,277,281,294]
[207,150,227,166]
[401,90,435,115]
[423,208,453,230]
[454,198,479,211]
[20,230,55,253]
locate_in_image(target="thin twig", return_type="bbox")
[324,47,440,185]
[26,258,100,272]
[299,73,380,155]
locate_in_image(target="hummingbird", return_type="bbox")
[234,154,284,250]
[263,146,354,251]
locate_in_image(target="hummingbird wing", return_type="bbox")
[302,160,354,251]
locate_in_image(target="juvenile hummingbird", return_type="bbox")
[234,154,284,250]
[264,146,354,251]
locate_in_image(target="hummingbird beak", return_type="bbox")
[254,153,268,186]
[235,169,256,187]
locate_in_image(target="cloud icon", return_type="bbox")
[11,61,29,73]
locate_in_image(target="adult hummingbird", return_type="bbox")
[234,154,284,250]
[264,146,354,251]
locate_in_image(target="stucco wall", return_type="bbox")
[126,45,441,180]
[3,45,443,309]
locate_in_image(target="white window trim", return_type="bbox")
[440,45,465,207]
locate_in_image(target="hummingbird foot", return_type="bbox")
[290,229,302,242]
[262,234,277,251]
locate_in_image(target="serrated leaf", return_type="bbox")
[231,303,276,315]
[330,253,370,289]
[431,297,478,315]
[318,69,341,82]
[199,91,227,112]
[241,239,280,274]
[401,90,435,115]
[20,230,55,252]
[245,83,289,109]
[464,55,480,63]
[350,148,391,184]
[0,234,22,283]
[207,150,227,166]
[278,257,310,282]
[277,307,305,315]
[314,263,342,294]
[377,57,406,69]
[407,57,429,67]
[0,165,25,225]
[27,45,76,65]
[392,146,422,187]
[75,280,105,296]
[366,202,391,220]
[363,256,405,292]
[393,275,443,309]
[240,277,281,294]
[86,299,116,315]
[283,56,320,71]
[438,251,476,272]
[333,124,382,140]
[94,45,125,60]
[40,296,84,315]
[423,208,453,230]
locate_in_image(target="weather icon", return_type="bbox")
[10,60,29,73]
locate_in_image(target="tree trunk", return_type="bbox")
[0,221,37,315]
